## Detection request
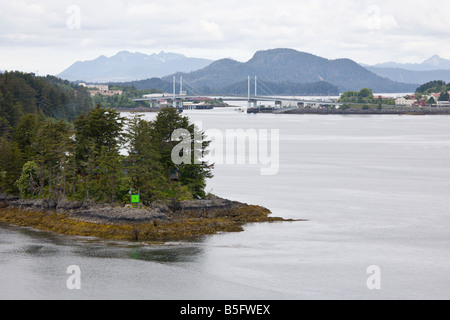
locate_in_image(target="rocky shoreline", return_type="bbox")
[285,107,450,115]
[0,194,293,241]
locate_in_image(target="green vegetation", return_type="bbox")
[0,73,214,206]
[339,88,374,103]
[439,91,450,101]
[0,72,91,194]
[428,97,437,104]
[0,73,291,241]
[126,107,213,201]
[338,88,394,105]
[416,80,450,95]
[0,71,91,137]
[415,81,450,102]
[92,86,162,109]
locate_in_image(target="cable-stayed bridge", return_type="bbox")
[132,76,342,112]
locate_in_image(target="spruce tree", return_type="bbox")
[72,105,125,202]
[149,108,213,199]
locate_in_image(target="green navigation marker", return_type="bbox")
[131,194,140,204]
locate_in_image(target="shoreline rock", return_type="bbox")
[285,107,450,115]
[0,194,292,241]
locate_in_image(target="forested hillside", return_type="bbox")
[0,72,92,136]
[416,80,450,95]
[0,72,212,202]
[221,79,339,96]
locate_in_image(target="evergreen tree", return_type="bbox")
[416,80,446,94]
[16,161,40,197]
[73,105,125,201]
[14,113,43,164]
[428,97,437,105]
[149,108,213,198]
[33,120,73,199]
[0,72,91,131]
[74,105,125,160]
[94,146,130,203]
[0,138,22,194]
[0,74,215,204]
[125,115,170,203]
[439,91,449,101]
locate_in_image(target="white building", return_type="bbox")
[395,97,415,106]
[80,83,109,91]
[437,101,450,107]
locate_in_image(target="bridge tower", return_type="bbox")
[172,76,184,109]
[247,76,258,109]
[180,76,183,94]
[173,76,176,102]
[179,76,186,95]
[247,76,251,109]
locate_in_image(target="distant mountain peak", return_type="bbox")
[372,54,450,71]
[163,48,417,93]
[116,50,131,55]
[246,49,327,68]
[57,51,213,82]
[254,48,300,55]
[95,55,108,60]
[251,48,320,59]
[423,55,446,66]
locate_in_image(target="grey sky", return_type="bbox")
[1,0,450,75]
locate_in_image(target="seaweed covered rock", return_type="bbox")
[0,194,292,241]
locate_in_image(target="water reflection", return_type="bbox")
[73,243,204,264]
[23,245,59,257]
[0,221,71,247]
[0,222,204,265]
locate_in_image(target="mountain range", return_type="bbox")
[118,77,340,96]
[57,48,434,94]
[57,51,213,83]
[371,55,450,71]
[365,55,450,84]
[161,49,417,93]
[365,67,450,84]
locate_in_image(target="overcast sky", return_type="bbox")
[1,0,450,75]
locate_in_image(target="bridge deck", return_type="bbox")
[133,95,341,106]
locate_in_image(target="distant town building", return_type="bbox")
[414,98,427,107]
[395,97,415,106]
[373,95,388,100]
[88,89,123,97]
[80,83,109,91]
[437,101,450,107]
[79,83,122,96]
[431,93,441,99]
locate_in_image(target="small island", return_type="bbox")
[0,194,286,241]
[0,72,289,241]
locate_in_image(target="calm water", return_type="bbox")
[1,108,450,300]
